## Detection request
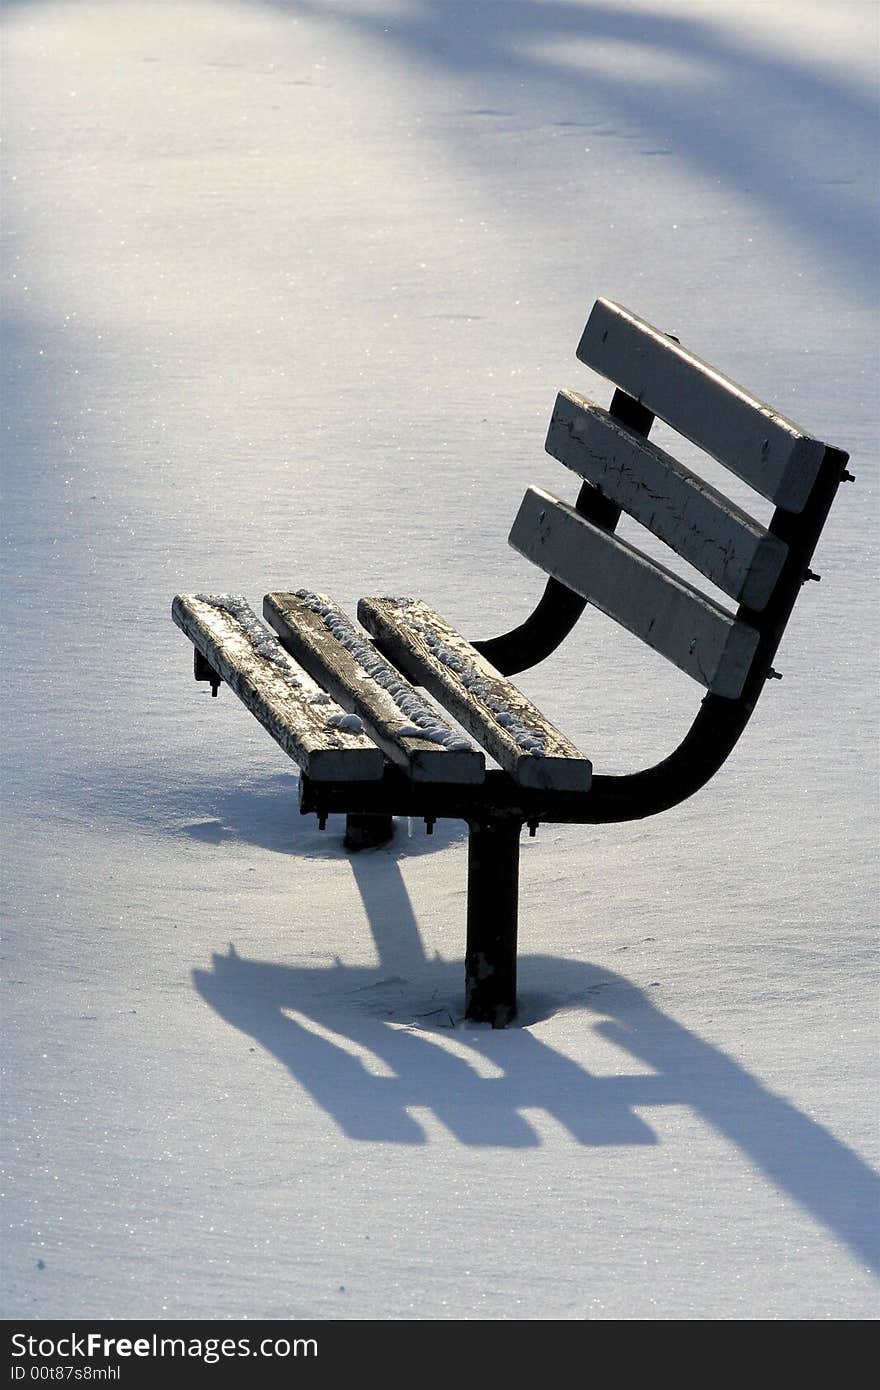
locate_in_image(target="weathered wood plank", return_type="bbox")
[357,597,592,791]
[172,593,385,781]
[577,299,827,512]
[264,592,485,784]
[508,488,760,698]
[546,390,788,609]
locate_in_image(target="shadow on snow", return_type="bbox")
[261,0,878,289]
[193,836,880,1278]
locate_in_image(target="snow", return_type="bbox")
[2,0,877,1321]
[295,591,475,749]
[325,712,366,735]
[411,617,549,755]
[368,595,553,754]
[194,593,332,702]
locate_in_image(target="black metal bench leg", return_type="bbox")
[465,817,521,1027]
[344,813,394,850]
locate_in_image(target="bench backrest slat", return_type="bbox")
[577,299,825,512]
[546,390,789,610]
[509,487,760,699]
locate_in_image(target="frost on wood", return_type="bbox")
[294,591,475,752]
[171,593,384,780]
[264,591,485,784]
[358,596,592,792]
[411,623,548,755]
[194,594,330,701]
[546,390,789,609]
[326,711,365,734]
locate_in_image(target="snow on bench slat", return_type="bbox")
[357,597,592,792]
[509,488,760,699]
[172,593,385,781]
[264,592,485,785]
[546,390,788,610]
[578,299,827,512]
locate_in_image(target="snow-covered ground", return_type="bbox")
[2,0,877,1320]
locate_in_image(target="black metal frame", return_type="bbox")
[294,388,851,1026]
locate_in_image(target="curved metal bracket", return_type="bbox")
[472,482,617,675]
[304,437,848,832]
[472,434,848,822]
[473,389,652,676]
[582,443,849,823]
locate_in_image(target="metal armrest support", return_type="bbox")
[583,443,851,824]
[473,389,651,675]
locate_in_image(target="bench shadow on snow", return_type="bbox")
[192,823,879,1277]
[174,770,467,856]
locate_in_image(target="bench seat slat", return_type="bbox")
[357,597,592,792]
[264,592,486,785]
[546,390,789,609]
[577,299,826,512]
[172,593,385,781]
[509,488,760,698]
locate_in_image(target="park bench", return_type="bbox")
[172,298,852,1026]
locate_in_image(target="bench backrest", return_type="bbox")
[509,299,847,701]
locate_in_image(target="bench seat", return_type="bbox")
[357,596,593,792]
[172,593,385,782]
[264,591,485,785]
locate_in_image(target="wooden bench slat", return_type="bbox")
[263,592,486,785]
[172,594,385,782]
[509,488,760,698]
[546,390,789,609]
[357,597,592,792]
[577,299,827,512]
